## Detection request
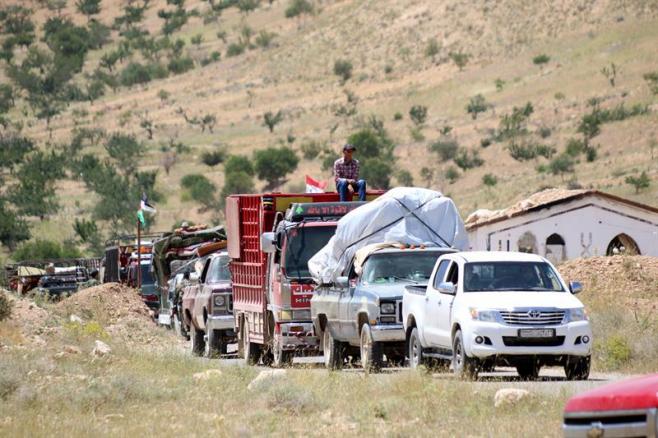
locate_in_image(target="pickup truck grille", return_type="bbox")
[563,408,657,438]
[502,336,565,347]
[500,310,565,326]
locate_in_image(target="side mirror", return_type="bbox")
[261,232,276,254]
[335,276,349,288]
[569,281,583,294]
[438,282,456,295]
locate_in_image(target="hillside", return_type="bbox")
[1,0,658,252]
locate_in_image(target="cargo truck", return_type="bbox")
[226,192,381,367]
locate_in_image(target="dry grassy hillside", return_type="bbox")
[5,0,658,243]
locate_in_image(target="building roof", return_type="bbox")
[465,189,658,230]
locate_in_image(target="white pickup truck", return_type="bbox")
[403,251,592,380]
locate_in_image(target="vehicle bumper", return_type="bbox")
[207,314,235,332]
[464,321,592,358]
[371,324,406,342]
[563,408,658,438]
[279,322,319,351]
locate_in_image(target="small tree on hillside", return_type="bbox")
[253,147,299,190]
[466,94,488,119]
[75,0,102,22]
[548,154,575,181]
[420,167,434,188]
[409,105,428,127]
[333,59,353,83]
[625,171,650,194]
[285,0,314,19]
[237,0,260,14]
[263,110,284,133]
[449,51,469,71]
[104,133,143,176]
[532,54,550,66]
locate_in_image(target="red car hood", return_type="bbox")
[565,374,658,413]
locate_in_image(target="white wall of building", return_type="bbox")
[468,195,658,262]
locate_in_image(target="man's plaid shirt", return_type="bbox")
[333,158,360,183]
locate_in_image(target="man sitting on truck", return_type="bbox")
[333,143,367,202]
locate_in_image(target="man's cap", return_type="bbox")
[343,143,356,151]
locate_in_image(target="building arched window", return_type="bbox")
[545,233,566,263]
[606,234,641,256]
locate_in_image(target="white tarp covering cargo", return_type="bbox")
[308,187,468,284]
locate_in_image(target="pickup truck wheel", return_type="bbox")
[516,359,540,380]
[272,335,293,368]
[452,330,478,380]
[323,328,343,370]
[242,325,261,366]
[190,325,205,357]
[360,324,383,374]
[408,328,423,370]
[204,329,222,359]
[564,355,590,380]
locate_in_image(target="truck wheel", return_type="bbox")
[516,359,540,380]
[205,329,223,359]
[190,325,205,357]
[452,330,478,380]
[408,328,423,370]
[174,313,189,340]
[564,355,590,381]
[323,327,343,370]
[272,335,293,368]
[242,325,261,366]
[360,324,383,374]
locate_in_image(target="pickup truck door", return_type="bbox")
[424,260,456,348]
[194,259,212,330]
[339,276,358,342]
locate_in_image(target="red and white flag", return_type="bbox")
[305,175,327,193]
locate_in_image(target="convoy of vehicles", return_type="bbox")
[312,244,454,371]
[562,373,658,437]
[226,193,380,367]
[403,251,592,380]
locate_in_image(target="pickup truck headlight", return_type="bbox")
[469,308,498,322]
[565,308,587,322]
[380,302,396,315]
[213,295,226,307]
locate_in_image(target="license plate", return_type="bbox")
[518,329,555,338]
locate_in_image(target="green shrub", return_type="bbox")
[0,291,12,322]
[201,150,227,167]
[532,54,550,65]
[453,148,483,170]
[548,154,575,179]
[625,171,650,194]
[12,239,81,261]
[449,51,469,71]
[482,173,498,187]
[167,56,194,74]
[333,59,353,82]
[227,43,245,57]
[644,71,658,95]
[253,147,299,189]
[425,38,440,58]
[285,0,314,18]
[480,138,492,148]
[119,62,151,86]
[409,105,428,126]
[361,157,393,189]
[600,334,631,369]
[466,94,487,119]
[429,138,458,161]
[445,166,459,183]
[396,169,414,186]
[565,138,586,157]
[538,126,552,138]
[255,30,277,48]
[180,174,216,207]
[393,112,403,121]
[300,140,322,160]
[225,155,254,176]
[494,78,505,91]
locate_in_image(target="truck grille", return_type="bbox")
[502,336,565,347]
[563,408,657,438]
[500,310,565,326]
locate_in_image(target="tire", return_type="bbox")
[516,359,540,380]
[190,325,205,357]
[242,323,261,366]
[360,323,383,374]
[408,328,423,370]
[205,329,223,359]
[452,330,479,380]
[272,335,293,368]
[564,355,590,381]
[323,327,343,370]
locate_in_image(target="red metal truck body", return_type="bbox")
[226,192,381,366]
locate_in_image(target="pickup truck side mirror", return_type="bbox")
[261,232,276,254]
[569,281,583,294]
[335,276,349,288]
[437,282,456,295]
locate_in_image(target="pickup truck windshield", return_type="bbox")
[464,261,564,292]
[207,256,231,282]
[362,252,441,284]
[284,225,336,278]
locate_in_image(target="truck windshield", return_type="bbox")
[140,265,155,284]
[284,226,336,278]
[362,252,441,284]
[207,256,231,282]
[463,262,564,292]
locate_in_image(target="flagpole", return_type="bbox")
[137,218,142,289]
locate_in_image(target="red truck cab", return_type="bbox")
[563,373,658,437]
[226,192,382,367]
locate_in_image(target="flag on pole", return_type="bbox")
[138,193,156,227]
[305,175,327,193]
